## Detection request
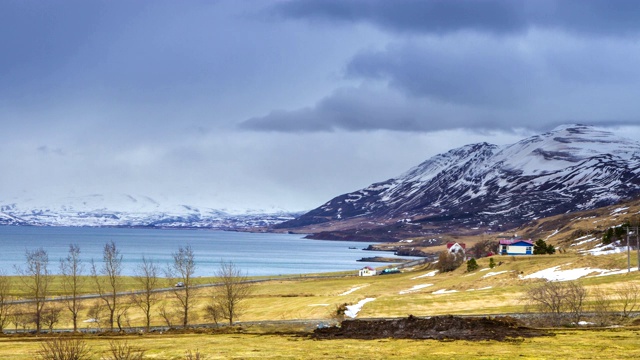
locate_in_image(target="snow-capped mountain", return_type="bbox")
[279,125,640,233]
[0,193,296,228]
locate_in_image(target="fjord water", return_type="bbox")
[0,226,407,276]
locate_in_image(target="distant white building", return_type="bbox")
[358,266,376,276]
[447,242,466,261]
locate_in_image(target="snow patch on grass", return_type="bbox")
[432,289,459,295]
[593,268,638,277]
[521,265,638,281]
[399,284,433,295]
[482,270,509,278]
[344,298,376,318]
[340,285,367,296]
[546,229,560,240]
[611,207,629,215]
[571,235,599,246]
[467,286,493,291]
[582,244,630,256]
[411,270,438,279]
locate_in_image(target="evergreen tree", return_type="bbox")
[466,258,479,272]
[603,228,614,245]
[534,239,555,255]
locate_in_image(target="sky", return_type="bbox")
[1,0,640,213]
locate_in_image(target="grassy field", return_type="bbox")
[4,251,640,329]
[3,250,640,358]
[2,327,640,359]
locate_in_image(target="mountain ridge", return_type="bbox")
[0,193,298,229]
[276,124,640,239]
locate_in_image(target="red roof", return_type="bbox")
[446,242,466,249]
[499,239,534,246]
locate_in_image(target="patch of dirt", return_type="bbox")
[313,315,551,341]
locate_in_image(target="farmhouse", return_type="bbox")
[358,266,377,276]
[446,242,466,250]
[499,239,534,255]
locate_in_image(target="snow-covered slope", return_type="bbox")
[281,125,640,231]
[0,193,296,228]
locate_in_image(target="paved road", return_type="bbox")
[7,273,357,306]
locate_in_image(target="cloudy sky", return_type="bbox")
[2,0,640,213]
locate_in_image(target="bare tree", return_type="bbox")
[91,240,123,331]
[132,256,160,332]
[565,281,588,324]
[42,304,63,332]
[591,287,613,326]
[524,280,587,326]
[169,245,196,327]
[37,337,92,360]
[60,244,84,332]
[211,261,252,325]
[435,250,464,273]
[16,248,51,333]
[205,302,222,327]
[158,304,175,328]
[468,239,499,258]
[103,340,145,360]
[0,272,13,332]
[10,305,33,332]
[614,283,639,317]
[87,302,105,332]
[115,303,132,332]
[525,281,567,326]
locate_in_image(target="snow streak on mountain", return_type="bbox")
[281,125,640,232]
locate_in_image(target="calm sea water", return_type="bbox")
[0,226,412,276]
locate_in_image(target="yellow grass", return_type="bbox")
[5,251,640,330]
[2,327,640,359]
[4,251,640,358]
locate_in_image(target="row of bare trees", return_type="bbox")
[524,280,639,326]
[0,241,251,333]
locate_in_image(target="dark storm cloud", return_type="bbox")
[346,40,534,106]
[241,86,513,132]
[241,30,640,132]
[272,0,640,37]
[241,1,640,133]
[241,87,430,132]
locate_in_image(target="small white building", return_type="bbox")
[358,266,377,276]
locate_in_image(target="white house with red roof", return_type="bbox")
[499,239,534,255]
[358,266,377,276]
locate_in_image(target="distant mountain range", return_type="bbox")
[0,193,298,229]
[4,125,639,236]
[276,125,640,241]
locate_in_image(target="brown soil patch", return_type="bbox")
[313,315,551,341]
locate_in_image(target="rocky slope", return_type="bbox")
[277,125,640,239]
